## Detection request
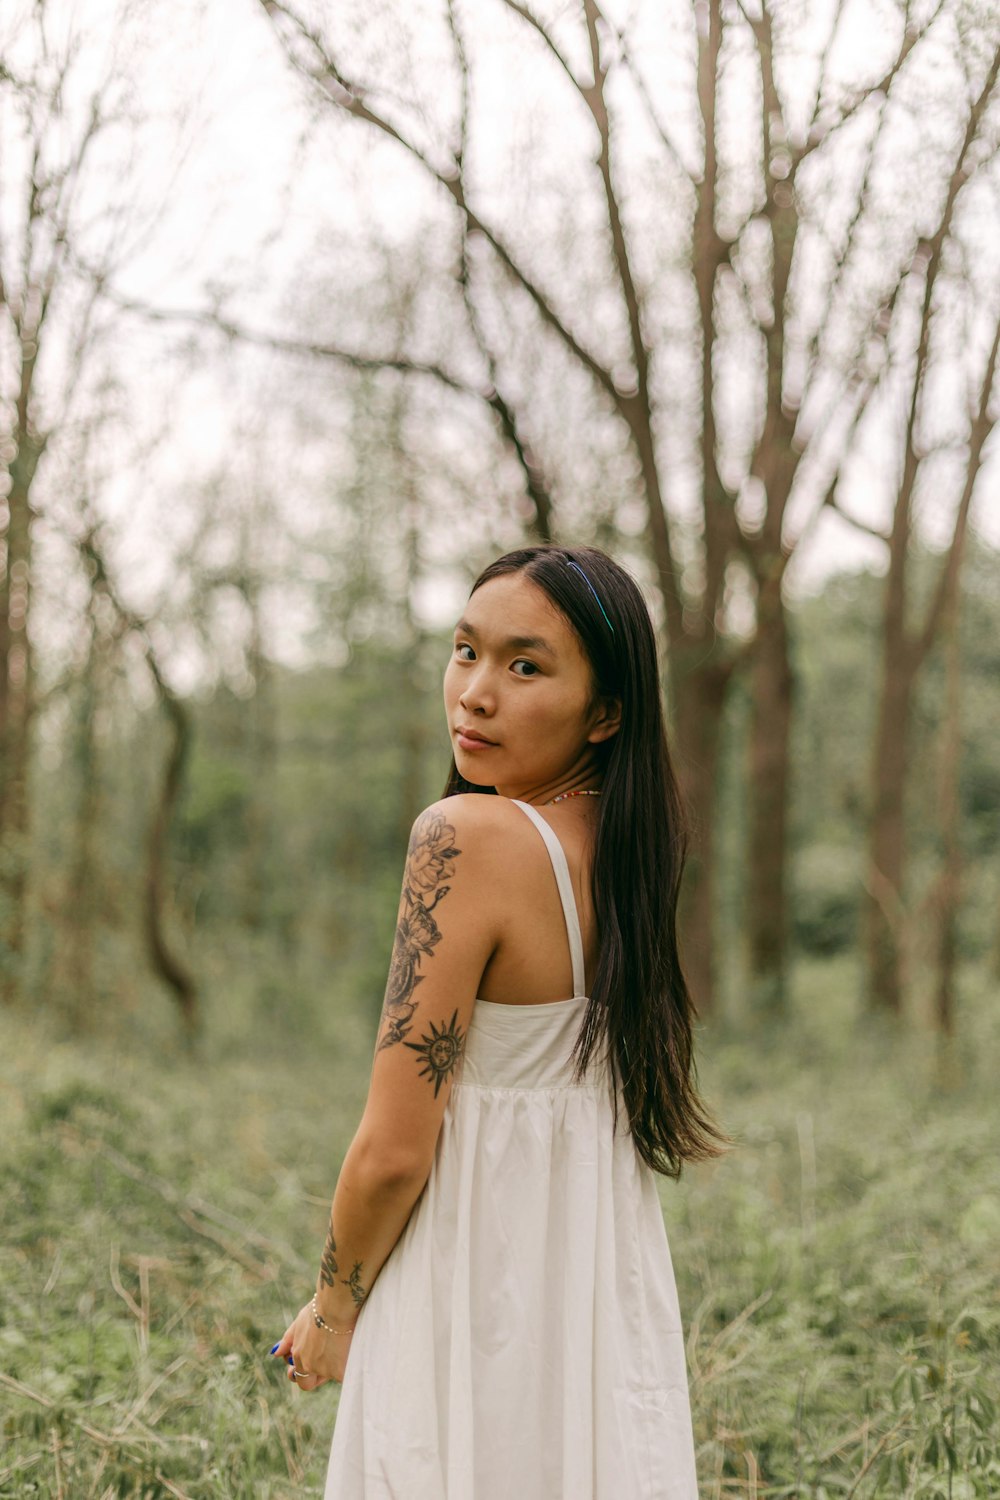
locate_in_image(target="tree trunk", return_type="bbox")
[241,576,275,932]
[0,454,38,1004]
[64,609,101,1023]
[930,581,962,1037]
[745,566,794,1017]
[672,652,731,1018]
[397,496,430,847]
[862,576,914,1016]
[863,300,996,1018]
[145,694,199,1041]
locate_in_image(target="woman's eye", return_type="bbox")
[453,645,537,677]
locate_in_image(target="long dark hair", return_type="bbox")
[442,543,730,1178]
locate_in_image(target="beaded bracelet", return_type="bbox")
[311,1293,355,1335]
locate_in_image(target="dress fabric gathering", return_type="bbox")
[323,797,699,1499]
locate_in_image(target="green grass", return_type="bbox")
[1,958,997,1498]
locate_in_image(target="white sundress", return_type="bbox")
[323,797,699,1499]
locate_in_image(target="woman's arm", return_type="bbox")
[273,795,500,1389]
[312,1133,430,1330]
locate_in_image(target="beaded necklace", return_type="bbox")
[545,789,602,805]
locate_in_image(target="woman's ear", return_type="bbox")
[588,696,622,745]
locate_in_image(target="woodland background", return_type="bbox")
[1,0,998,1495]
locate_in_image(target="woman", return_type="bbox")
[272,543,730,1498]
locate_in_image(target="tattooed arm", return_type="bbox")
[310,796,499,1338]
[274,1143,437,1384]
[309,1137,433,1333]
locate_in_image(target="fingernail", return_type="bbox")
[287,1356,294,1365]
[270,1344,280,1354]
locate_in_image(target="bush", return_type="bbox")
[791,844,861,955]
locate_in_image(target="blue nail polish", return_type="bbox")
[270,1344,280,1354]
[287,1356,294,1365]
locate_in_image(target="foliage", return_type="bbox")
[671,955,1000,1496]
[23,537,1000,1040]
[1,961,997,1497]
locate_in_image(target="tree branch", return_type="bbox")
[80,531,200,1039]
[806,0,849,143]
[611,21,697,185]
[915,310,999,663]
[497,0,579,93]
[257,0,623,409]
[101,283,487,401]
[448,0,555,539]
[798,0,945,160]
[824,498,892,544]
[786,271,905,560]
[897,47,999,552]
[742,0,801,552]
[693,0,742,629]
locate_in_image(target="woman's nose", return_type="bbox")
[459,671,494,711]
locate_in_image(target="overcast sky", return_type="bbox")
[7,0,998,671]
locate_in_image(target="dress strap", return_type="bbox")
[510,799,587,998]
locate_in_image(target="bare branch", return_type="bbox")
[915,310,999,662]
[80,530,199,1038]
[806,0,849,142]
[257,0,622,409]
[446,0,471,176]
[580,2,647,407]
[898,47,1000,533]
[611,23,697,185]
[787,272,906,560]
[740,0,802,553]
[798,0,946,160]
[497,0,580,93]
[807,83,892,386]
[499,0,696,186]
[578,0,685,634]
[448,0,554,537]
[100,283,488,401]
[694,0,742,622]
[824,498,892,544]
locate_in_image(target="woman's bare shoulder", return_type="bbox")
[409,794,527,865]
[412,793,521,838]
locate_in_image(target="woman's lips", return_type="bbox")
[456,731,498,751]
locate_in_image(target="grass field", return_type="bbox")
[1,956,997,1498]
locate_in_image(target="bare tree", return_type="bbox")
[928,564,963,1038]
[0,0,176,1002]
[862,211,999,1017]
[0,6,102,998]
[80,531,200,1040]
[244,0,997,1018]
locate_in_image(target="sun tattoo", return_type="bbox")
[404,1009,467,1098]
[377,809,461,1052]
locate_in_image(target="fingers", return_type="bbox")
[286,1357,322,1391]
[271,1328,294,1360]
[271,1328,307,1385]
[269,1304,339,1391]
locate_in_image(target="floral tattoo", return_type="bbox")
[377,810,461,1052]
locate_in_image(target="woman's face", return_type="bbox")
[443,571,619,799]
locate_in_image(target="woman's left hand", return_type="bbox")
[271,1300,355,1391]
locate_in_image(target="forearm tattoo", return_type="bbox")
[318,1223,338,1288]
[318,1220,369,1311]
[377,810,461,1054]
[343,1261,367,1308]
